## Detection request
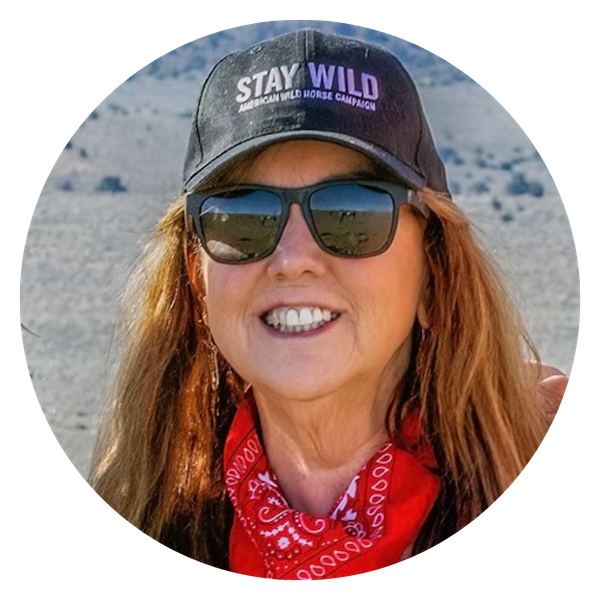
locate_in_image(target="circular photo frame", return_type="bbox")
[19,18,579,583]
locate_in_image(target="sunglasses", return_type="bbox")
[185,179,428,264]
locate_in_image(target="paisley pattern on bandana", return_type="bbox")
[224,398,440,579]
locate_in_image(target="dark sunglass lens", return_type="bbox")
[200,190,281,262]
[309,184,395,256]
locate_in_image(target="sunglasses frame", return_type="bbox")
[185,179,429,264]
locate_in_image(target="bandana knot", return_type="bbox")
[224,398,439,579]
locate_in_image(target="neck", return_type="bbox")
[252,363,405,516]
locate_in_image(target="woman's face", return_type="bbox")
[202,140,428,402]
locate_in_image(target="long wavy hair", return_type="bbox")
[90,151,550,566]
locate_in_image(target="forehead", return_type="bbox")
[241,140,377,188]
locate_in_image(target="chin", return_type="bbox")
[250,366,345,402]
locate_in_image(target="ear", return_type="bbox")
[417,299,430,330]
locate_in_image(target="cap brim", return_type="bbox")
[183,130,426,193]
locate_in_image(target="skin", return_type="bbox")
[537,364,569,421]
[202,140,429,515]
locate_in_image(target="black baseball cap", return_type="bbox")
[183,28,449,195]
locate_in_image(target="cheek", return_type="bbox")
[339,257,422,373]
[371,259,423,331]
[204,263,238,337]
[365,224,427,342]
[392,211,428,299]
[203,262,257,359]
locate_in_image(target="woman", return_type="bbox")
[90,29,566,579]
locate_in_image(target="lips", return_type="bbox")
[261,306,341,333]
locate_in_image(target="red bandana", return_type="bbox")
[224,398,440,579]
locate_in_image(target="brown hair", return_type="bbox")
[90,156,549,565]
[393,188,547,553]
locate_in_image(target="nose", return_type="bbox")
[266,205,327,280]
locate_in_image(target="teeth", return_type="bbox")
[263,306,340,333]
[298,308,312,326]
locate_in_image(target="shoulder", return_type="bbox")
[536,363,568,423]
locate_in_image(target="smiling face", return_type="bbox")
[201,140,428,404]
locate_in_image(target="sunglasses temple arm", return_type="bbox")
[184,193,202,234]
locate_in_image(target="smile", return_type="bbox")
[262,306,341,333]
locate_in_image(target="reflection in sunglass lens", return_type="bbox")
[309,184,395,256]
[200,190,281,261]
